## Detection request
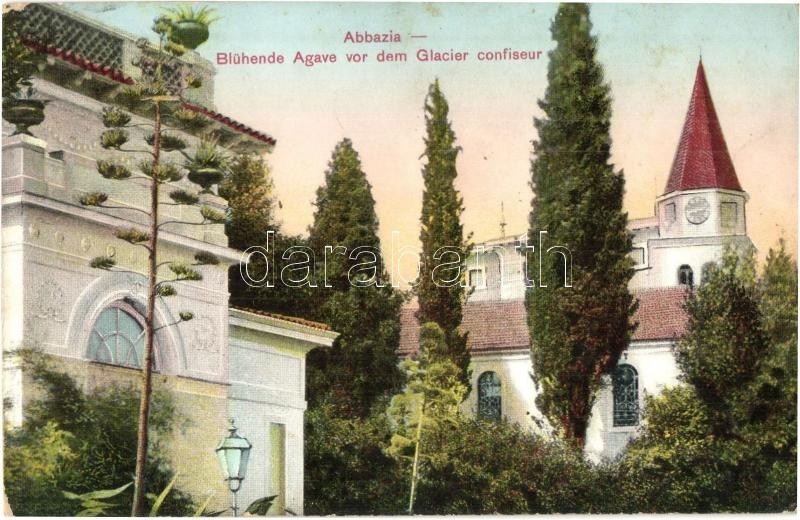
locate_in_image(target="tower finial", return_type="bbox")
[499,202,507,238]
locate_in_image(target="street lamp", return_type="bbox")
[215,418,252,516]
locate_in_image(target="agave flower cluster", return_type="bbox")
[82,8,228,312]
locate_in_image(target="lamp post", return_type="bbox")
[215,418,252,516]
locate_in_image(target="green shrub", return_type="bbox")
[304,402,405,515]
[3,349,195,516]
[413,418,608,514]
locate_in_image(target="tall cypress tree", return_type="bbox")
[527,3,635,445]
[306,138,403,418]
[416,80,471,391]
[309,139,383,293]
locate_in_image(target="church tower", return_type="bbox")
[641,61,753,288]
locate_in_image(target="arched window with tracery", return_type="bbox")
[87,301,157,369]
[678,264,694,287]
[477,371,501,421]
[612,364,639,427]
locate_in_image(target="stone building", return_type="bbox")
[2,4,336,514]
[400,61,754,460]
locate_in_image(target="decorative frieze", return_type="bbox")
[32,279,67,322]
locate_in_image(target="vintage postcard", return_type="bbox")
[2,1,797,516]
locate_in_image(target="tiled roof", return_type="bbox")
[399,300,529,357]
[24,40,276,146]
[664,61,742,195]
[182,102,276,146]
[398,287,689,356]
[630,286,689,342]
[230,305,332,332]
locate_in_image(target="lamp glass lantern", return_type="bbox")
[216,419,252,497]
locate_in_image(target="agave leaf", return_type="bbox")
[77,481,132,500]
[79,499,115,509]
[169,262,203,281]
[101,106,131,128]
[193,493,215,517]
[194,251,219,265]
[140,160,183,183]
[76,507,108,517]
[100,129,128,150]
[169,189,200,205]
[149,475,177,516]
[145,132,186,152]
[171,107,208,130]
[115,227,150,244]
[200,206,225,223]
[245,495,278,516]
[97,160,132,180]
[79,192,109,207]
[157,284,176,297]
[90,256,116,270]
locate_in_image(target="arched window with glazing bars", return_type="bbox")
[613,364,639,427]
[477,371,501,421]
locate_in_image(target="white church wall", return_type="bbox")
[585,340,680,462]
[465,351,549,434]
[466,341,681,462]
[631,235,754,290]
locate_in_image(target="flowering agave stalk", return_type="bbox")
[80,13,226,516]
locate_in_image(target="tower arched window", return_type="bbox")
[613,364,639,427]
[477,371,502,421]
[678,264,694,287]
[87,301,157,369]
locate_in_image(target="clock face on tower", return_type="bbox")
[685,196,710,224]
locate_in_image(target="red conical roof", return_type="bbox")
[663,61,742,195]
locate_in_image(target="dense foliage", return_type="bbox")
[219,153,276,252]
[304,403,406,515]
[4,350,194,516]
[305,138,404,418]
[306,402,613,515]
[616,245,797,513]
[416,80,472,391]
[526,2,636,445]
[413,419,611,514]
[309,139,384,293]
[218,154,317,317]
